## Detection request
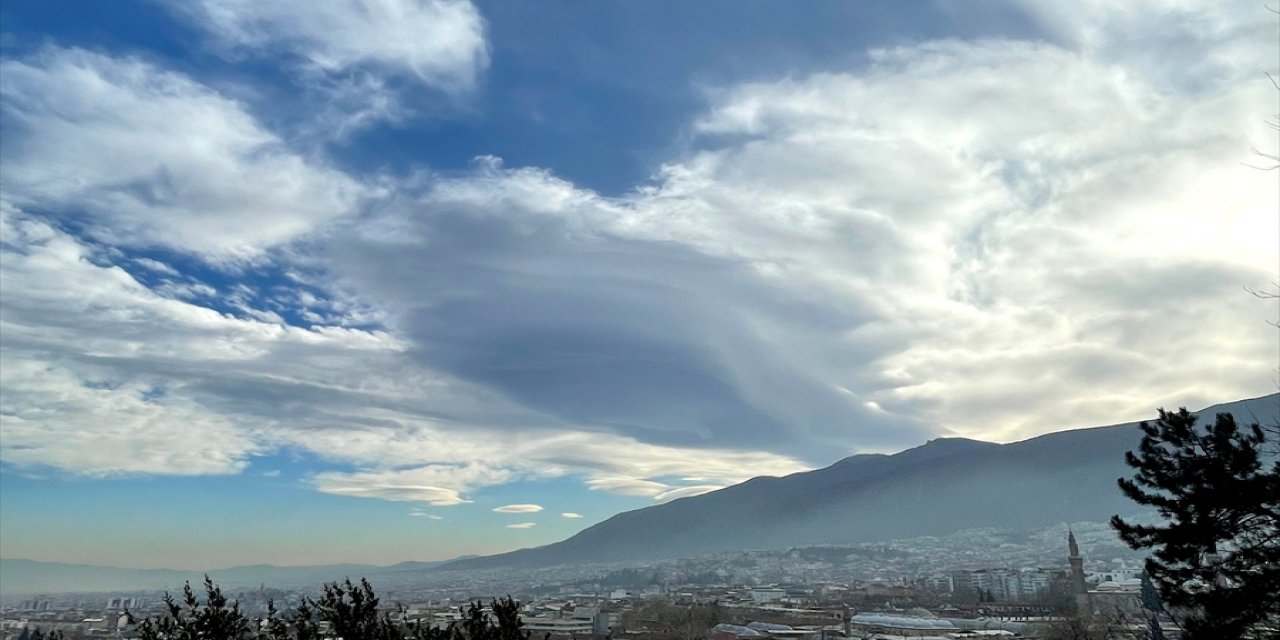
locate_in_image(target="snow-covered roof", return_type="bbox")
[849,614,957,630]
[747,622,794,632]
[714,624,763,637]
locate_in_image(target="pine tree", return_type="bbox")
[1111,409,1280,638]
[261,599,292,640]
[488,596,531,640]
[297,578,530,640]
[131,576,252,640]
[127,575,531,640]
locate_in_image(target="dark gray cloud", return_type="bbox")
[328,204,930,459]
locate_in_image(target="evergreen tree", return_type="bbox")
[306,578,399,640]
[260,598,293,640]
[1111,408,1280,638]
[488,596,531,640]
[127,575,531,640]
[131,575,252,640]
[286,597,322,640]
[416,597,530,640]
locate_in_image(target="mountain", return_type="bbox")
[440,394,1280,570]
[0,558,452,595]
[8,395,1274,590]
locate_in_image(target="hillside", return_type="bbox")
[0,559,451,595]
[440,394,1279,570]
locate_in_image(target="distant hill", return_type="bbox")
[440,394,1280,570]
[0,558,452,595]
[8,395,1275,591]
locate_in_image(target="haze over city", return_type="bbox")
[0,0,1276,576]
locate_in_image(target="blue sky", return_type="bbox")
[0,0,1276,569]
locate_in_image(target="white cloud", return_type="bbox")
[0,206,400,476]
[493,504,543,514]
[294,412,812,505]
[522,434,808,483]
[585,477,669,497]
[0,203,813,491]
[1015,0,1273,94]
[132,258,181,277]
[652,486,724,503]
[617,27,1272,440]
[505,522,536,529]
[349,7,1272,448]
[0,207,399,363]
[0,0,1271,521]
[303,432,808,506]
[315,478,471,506]
[409,509,444,520]
[561,512,584,519]
[0,358,257,477]
[173,0,488,92]
[311,463,509,506]
[0,48,366,257]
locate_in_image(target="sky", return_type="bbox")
[0,0,1276,570]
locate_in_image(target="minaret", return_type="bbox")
[1068,530,1089,614]
[1068,530,1086,591]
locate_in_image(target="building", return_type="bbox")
[1090,567,1142,584]
[1067,530,1088,613]
[712,623,764,640]
[523,617,596,637]
[1086,580,1144,618]
[921,574,953,593]
[848,613,958,637]
[749,588,786,605]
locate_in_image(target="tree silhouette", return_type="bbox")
[1111,408,1280,638]
[130,575,251,640]
[305,578,399,640]
[126,576,532,640]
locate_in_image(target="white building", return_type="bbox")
[749,588,786,604]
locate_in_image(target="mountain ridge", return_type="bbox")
[438,394,1279,570]
[0,558,456,595]
[5,395,1274,591]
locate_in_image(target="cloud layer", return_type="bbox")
[172,0,488,91]
[493,504,543,514]
[0,48,366,257]
[0,0,1274,521]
